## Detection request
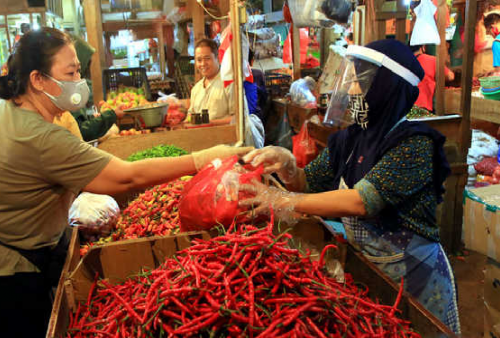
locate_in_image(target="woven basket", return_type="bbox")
[479,76,500,89]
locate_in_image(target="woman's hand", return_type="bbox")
[239,180,301,225]
[243,146,298,183]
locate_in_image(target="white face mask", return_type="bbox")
[43,74,90,111]
[349,94,369,130]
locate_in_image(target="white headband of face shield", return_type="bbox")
[346,45,421,87]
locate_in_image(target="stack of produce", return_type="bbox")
[98,86,150,113]
[80,145,190,255]
[126,145,188,162]
[406,106,435,119]
[69,215,420,337]
[79,178,190,256]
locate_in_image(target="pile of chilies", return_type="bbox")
[80,179,188,256]
[68,214,420,338]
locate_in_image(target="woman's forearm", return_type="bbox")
[294,189,367,218]
[84,155,197,195]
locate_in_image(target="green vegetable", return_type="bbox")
[406,106,435,119]
[126,144,188,162]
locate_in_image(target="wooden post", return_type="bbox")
[395,0,406,42]
[229,0,244,145]
[164,25,175,77]
[155,22,166,77]
[292,24,301,80]
[83,0,105,104]
[435,0,447,115]
[365,0,377,43]
[188,0,205,82]
[459,0,477,161]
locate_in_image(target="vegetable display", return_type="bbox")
[80,178,189,256]
[406,106,435,119]
[126,145,188,162]
[69,214,420,338]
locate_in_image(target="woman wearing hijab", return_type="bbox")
[241,39,460,334]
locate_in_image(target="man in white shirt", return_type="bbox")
[189,39,234,125]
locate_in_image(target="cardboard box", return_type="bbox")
[463,186,500,260]
[484,259,500,338]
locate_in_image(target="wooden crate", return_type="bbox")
[98,125,238,159]
[286,104,317,133]
[287,217,455,338]
[46,231,210,338]
[46,228,81,338]
[48,218,453,337]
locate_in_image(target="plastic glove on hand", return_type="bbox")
[243,146,298,183]
[239,180,301,225]
[192,145,254,171]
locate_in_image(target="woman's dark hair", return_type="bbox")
[0,27,73,100]
[484,13,500,35]
[194,38,219,57]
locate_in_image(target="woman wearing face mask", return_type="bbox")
[241,39,460,334]
[0,27,251,338]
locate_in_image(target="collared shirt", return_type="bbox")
[188,73,235,120]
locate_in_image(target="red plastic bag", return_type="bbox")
[179,156,263,232]
[292,122,318,168]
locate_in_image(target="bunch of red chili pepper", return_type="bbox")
[80,178,189,256]
[68,213,421,338]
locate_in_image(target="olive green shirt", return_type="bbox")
[0,100,113,275]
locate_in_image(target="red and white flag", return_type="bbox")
[218,23,253,88]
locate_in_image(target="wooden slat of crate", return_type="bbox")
[46,228,80,338]
[98,125,238,159]
[47,231,210,338]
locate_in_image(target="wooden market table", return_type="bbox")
[98,125,238,160]
[445,88,500,124]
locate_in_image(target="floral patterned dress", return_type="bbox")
[304,135,461,334]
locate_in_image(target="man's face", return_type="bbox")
[195,46,219,79]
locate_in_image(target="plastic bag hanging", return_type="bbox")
[410,0,441,46]
[287,0,352,28]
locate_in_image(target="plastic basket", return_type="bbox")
[481,87,500,101]
[103,67,152,101]
[479,76,500,89]
[177,56,195,75]
[265,71,292,98]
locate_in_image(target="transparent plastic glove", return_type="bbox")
[192,145,255,171]
[239,180,302,225]
[243,146,298,184]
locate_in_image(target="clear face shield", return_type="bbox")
[322,45,421,128]
[323,56,379,127]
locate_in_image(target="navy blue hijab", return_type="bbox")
[327,39,450,202]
